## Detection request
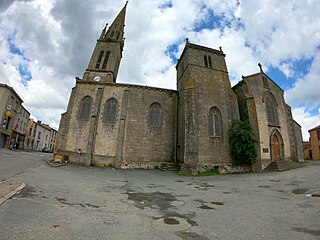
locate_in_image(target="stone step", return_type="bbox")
[160,162,180,171]
[264,161,303,172]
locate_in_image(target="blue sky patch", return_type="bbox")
[309,107,320,116]
[267,66,293,90]
[158,1,173,10]
[18,64,32,86]
[7,35,24,56]
[291,57,313,78]
[193,6,243,33]
[165,42,180,64]
[267,57,313,90]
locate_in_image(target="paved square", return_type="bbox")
[1,158,320,240]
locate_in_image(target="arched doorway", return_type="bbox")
[270,131,283,161]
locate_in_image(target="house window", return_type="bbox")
[101,51,110,69]
[208,107,222,137]
[317,130,320,140]
[95,51,104,69]
[78,96,92,120]
[104,98,117,123]
[265,94,279,125]
[204,55,208,67]
[149,103,161,127]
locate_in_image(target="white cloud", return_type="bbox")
[292,107,320,141]
[0,0,319,134]
[285,53,320,110]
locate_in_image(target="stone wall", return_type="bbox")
[239,73,297,169]
[122,87,177,168]
[57,81,177,168]
[176,43,239,172]
[293,120,304,162]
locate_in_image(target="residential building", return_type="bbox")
[0,83,30,149]
[303,141,312,160]
[25,120,58,151]
[308,125,320,160]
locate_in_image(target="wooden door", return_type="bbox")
[271,134,281,161]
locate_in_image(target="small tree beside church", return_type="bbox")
[229,120,258,165]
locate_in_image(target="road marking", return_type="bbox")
[20,151,47,157]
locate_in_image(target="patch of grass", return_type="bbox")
[100,163,114,168]
[197,168,219,176]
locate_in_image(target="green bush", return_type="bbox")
[229,120,258,164]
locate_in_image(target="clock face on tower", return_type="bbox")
[94,76,101,82]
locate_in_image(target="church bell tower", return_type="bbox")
[82,2,127,83]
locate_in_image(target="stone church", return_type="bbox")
[56,3,303,172]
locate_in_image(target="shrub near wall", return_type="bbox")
[229,120,258,165]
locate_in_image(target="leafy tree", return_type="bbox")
[229,120,258,164]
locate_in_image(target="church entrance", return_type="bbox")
[270,131,282,161]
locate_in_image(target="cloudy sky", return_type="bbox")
[0,0,319,140]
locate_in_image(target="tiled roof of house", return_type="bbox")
[308,124,320,132]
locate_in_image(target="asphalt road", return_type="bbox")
[0,148,49,181]
[0,149,320,240]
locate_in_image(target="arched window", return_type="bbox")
[204,55,208,67]
[208,55,212,68]
[95,51,104,69]
[149,103,161,127]
[265,94,279,125]
[79,96,92,120]
[101,51,110,69]
[208,107,222,137]
[104,98,117,123]
[110,31,114,38]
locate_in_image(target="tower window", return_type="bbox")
[204,55,208,67]
[149,103,161,127]
[101,51,110,69]
[265,94,279,125]
[78,96,92,120]
[104,98,117,123]
[117,32,120,40]
[208,107,222,137]
[111,31,115,38]
[208,56,212,68]
[95,51,104,69]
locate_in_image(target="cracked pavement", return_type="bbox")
[1,149,320,240]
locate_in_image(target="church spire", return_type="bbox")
[99,23,108,40]
[101,1,128,44]
[83,2,128,83]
